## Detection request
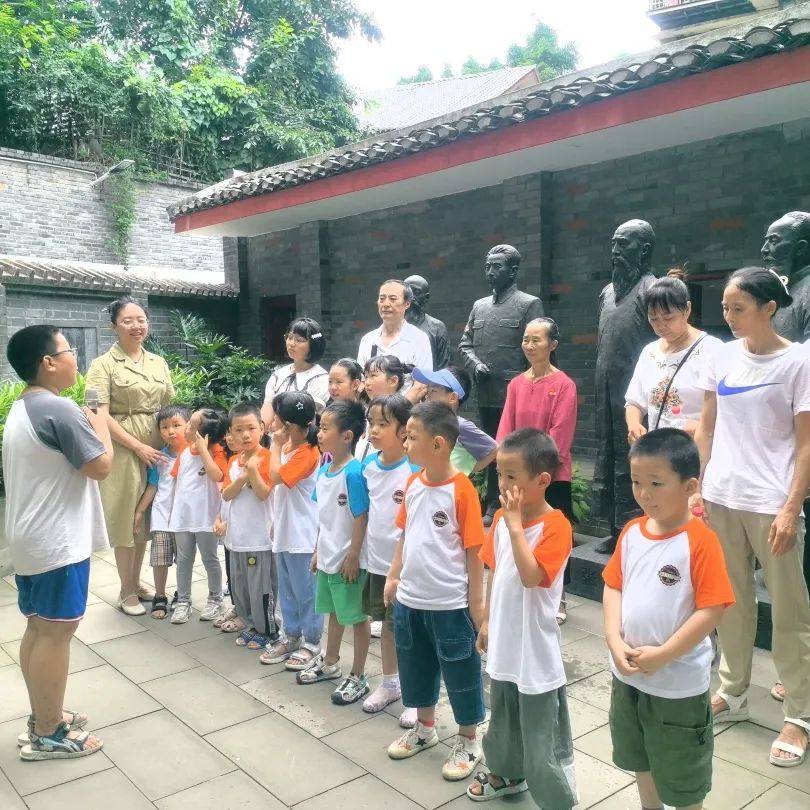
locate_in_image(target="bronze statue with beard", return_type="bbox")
[761,211,810,343]
[404,275,452,369]
[592,220,657,553]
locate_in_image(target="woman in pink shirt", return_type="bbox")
[496,316,578,622]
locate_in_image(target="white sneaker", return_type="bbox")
[200,598,222,622]
[387,722,439,759]
[442,734,482,781]
[171,602,191,624]
[370,620,383,638]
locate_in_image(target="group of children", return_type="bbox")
[136,353,735,810]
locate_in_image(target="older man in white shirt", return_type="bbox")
[357,279,433,370]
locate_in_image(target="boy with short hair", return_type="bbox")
[411,366,497,476]
[384,401,486,781]
[603,428,735,810]
[135,405,189,620]
[4,325,112,760]
[468,428,578,806]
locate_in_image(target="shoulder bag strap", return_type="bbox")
[653,335,706,430]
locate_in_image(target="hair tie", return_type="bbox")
[295,401,304,411]
[310,332,322,339]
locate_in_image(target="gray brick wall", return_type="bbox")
[0,148,223,273]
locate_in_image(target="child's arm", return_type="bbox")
[475,570,495,654]
[221,471,249,501]
[632,606,725,675]
[472,446,498,474]
[266,427,290,485]
[500,487,547,587]
[603,585,641,676]
[245,454,273,501]
[467,546,485,630]
[383,534,405,606]
[134,484,157,533]
[194,432,224,483]
[341,512,368,583]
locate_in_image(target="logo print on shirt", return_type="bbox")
[658,565,681,586]
[392,489,405,504]
[337,493,348,507]
[717,376,778,397]
[432,510,449,528]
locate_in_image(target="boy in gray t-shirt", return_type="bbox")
[4,325,112,760]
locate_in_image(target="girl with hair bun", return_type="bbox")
[695,266,810,767]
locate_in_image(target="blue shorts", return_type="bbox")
[16,559,91,622]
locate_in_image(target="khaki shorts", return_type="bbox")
[609,676,713,807]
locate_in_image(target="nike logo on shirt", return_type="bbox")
[717,377,779,396]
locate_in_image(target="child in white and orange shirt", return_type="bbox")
[384,401,486,782]
[603,428,734,810]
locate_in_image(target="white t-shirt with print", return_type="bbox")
[362,452,419,576]
[168,446,228,533]
[698,340,810,514]
[313,459,369,574]
[272,443,320,554]
[147,447,177,533]
[625,333,723,427]
[223,451,273,552]
[264,363,329,408]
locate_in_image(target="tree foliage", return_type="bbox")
[398,65,433,85]
[0,0,380,181]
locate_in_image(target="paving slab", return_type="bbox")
[295,773,421,810]
[744,783,810,809]
[87,558,124,591]
[568,696,609,740]
[179,631,281,685]
[566,670,613,712]
[0,768,26,809]
[323,714,464,810]
[0,603,27,643]
[90,630,198,684]
[142,665,269,735]
[704,756,777,809]
[0,578,19,607]
[130,608,216,646]
[0,663,34,723]
[98,710,234,801]
[561,633,610,685]
[206,713,364,806]
[73,602,147,646]
[63,664,161,729]
[588,784,641,808]
[573,723,616,767]
[0,646,13,667]
[2,637,104,675]
[23,767,154,810]
[155,770,286,809]
[241,669,373,738]
[0,718,113,797]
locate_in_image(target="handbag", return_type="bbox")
[653,335,706,430]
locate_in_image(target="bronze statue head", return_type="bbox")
[761,212,810,282]
[404,275,429,316]
[485,245,521,296]
[611,220,655,300]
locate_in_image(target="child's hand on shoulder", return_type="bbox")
[500,486,523,530]
[629,645,669,675]
[608,637,642,676]
[341,551,360,583]
[383,576,399,607]
[475,621,489,654]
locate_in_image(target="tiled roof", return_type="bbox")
[357,66,539,132]
[168,6,810,223]
[0,255,237,298]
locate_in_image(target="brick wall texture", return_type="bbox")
[234,117,810,456]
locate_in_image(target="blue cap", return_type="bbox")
[412,367,465,399]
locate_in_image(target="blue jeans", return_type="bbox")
[393,601,485,726]
[277,551,323,646]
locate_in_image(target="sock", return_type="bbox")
[418,718,436,736]
[383,674,400,690]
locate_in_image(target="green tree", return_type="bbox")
[440,63,453,79]
[398,65,433,84]
[506,21,577,81]
[461,56,503,75]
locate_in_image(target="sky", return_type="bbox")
[337,0,661,93]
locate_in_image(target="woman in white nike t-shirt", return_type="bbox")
[695,266,810,768]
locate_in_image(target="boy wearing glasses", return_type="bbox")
[4,325,112,760]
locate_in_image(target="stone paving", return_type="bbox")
[1,551,809,809]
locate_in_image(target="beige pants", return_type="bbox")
[706,501,810,723]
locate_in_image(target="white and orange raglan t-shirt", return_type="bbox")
[395,471,485,611]
[222,448,274,553]
[602,517,735,698]
[480,508,572,695]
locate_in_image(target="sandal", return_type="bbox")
[150,595,169,620]
[296,653,342,684]
[214,605,237,629]
[769,723,808,768]
[467,772,528,802]
[19,722,103,761]
[246,634,271,651]
[285,646,318,671]
[556,598,567,626]
[235,629,258,647]
[220,617,246,634]
[711,690,749,723]
[118,594,146,617]
[771,682,786,703]
[18,711,87,747]
[260,637,301,665]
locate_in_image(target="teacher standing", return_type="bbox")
[85,298,174,616]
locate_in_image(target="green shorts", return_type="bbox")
[362,572,393,624]
[609,677,713,808]
[315,569,368,626]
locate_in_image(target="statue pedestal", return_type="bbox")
[568,533,774,651]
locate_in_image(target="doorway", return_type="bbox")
[260,296,297,361]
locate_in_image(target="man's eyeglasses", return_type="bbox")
[49,347,78,359]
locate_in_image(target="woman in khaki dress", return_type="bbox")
[86,298,174,615]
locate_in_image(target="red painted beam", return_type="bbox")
[174,47,810,234]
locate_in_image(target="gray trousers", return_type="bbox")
[231,549,278,639]
[175,531,222,605]
[483,681,578,810]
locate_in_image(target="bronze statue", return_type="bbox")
[592,220,657,553]
[404,275,452,369]
[459,245,544,524]
[761,211,810,342]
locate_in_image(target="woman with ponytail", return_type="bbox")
[261,391,324,669]
[695,266,810,767]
